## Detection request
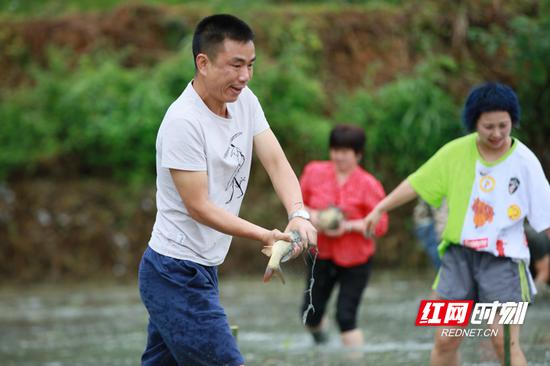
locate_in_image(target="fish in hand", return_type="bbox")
[261,231,302,284]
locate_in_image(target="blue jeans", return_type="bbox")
[414,222,441,270]
[138,246,244,366]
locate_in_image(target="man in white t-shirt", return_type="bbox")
[138,14,317,366]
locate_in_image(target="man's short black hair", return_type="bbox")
[329,124,365,154]
[462,82,521,132]
[192,14,254,69]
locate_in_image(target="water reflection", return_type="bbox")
[0,270,548,365]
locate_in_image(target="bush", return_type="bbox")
[334,57,463,183]
[507,11,550,173]
[0,45,196,182]
[0,35,333,180]
[249,28,331,168]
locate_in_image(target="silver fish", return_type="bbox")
[261,232,301,284]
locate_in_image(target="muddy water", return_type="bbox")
[1,270,548,365]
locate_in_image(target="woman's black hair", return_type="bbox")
[329,124,365,154]
[462,82,520,132]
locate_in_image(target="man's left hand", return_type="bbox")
[285,218,317,258]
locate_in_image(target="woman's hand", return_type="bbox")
[364,207,384,237]
[323,221,350,237]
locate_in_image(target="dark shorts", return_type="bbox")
[433,245,534,303]
[138,246,243,366]
[301,257,372,332]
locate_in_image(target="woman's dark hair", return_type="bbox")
[329,124,365,154]
[192,14,254,70]
[462,82,521,132]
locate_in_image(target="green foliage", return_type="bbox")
[0,0,404,16]
[335,57,463,182]
[0,45,195,181]
[467,24,508,57]
[0,33,333,180]
[508,10,550,157]
[250,23,331,167]
[2,1,547,185]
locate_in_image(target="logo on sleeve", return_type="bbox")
[508,177,520,194]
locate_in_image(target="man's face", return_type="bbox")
[202,39,255,104]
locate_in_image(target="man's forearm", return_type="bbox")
[253,128,305,216]
[265,158,304,215]
[187,200,270,242]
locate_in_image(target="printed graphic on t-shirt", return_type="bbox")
[508,177,520,194]
[472,198,494,228]
[479,175,495,193]
[463,238,489,250]
[224,132,246,204]
[507,204,521,221]
[496,239,505,256]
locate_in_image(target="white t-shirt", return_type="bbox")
[460,141,550,261]
[409,133,550,262]
[148,82,269,266]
